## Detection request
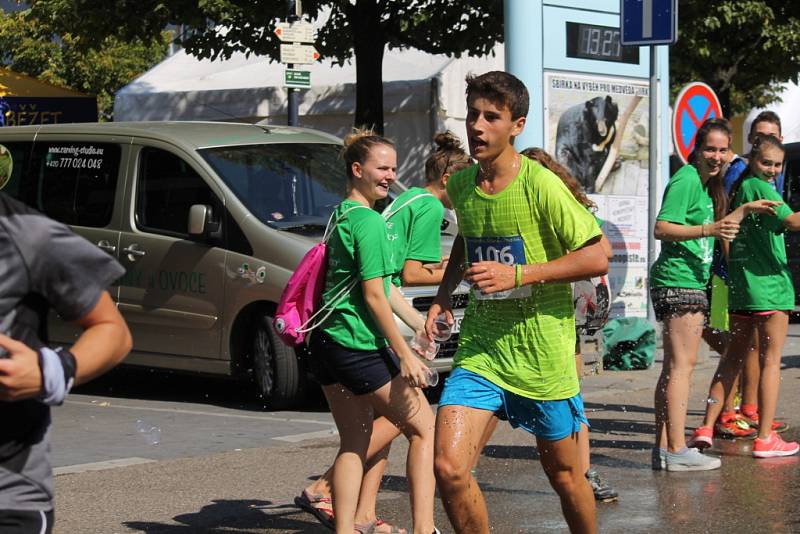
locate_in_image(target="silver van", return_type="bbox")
[0,122,466,407]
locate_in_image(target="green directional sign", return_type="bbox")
[284,69,311,89]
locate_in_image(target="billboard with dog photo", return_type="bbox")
[544,71,651,317]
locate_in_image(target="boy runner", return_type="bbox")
[425,71,608,534]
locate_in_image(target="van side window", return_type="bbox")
[0,141,120,227]
[136,147,221,237]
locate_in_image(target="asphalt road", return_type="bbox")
[50,324,800,533]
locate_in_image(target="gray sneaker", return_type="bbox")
[665,447,721,471]
[651,448,666,470]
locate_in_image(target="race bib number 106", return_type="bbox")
[464,236,531,300]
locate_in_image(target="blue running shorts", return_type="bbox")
[438,367,589,441]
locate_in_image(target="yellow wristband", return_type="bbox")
[514,264,523,288]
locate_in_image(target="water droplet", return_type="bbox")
[136,419,161,445]
[706,397,719,405]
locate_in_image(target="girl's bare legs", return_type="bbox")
[323,384,375,534]
[755,312,789,439]
[353,418,403,528]
[368,376,436,534]
[740,329,761,415]
[575,353,590,474]
[472,416,499,470]
[303,416,403,527]
[654,312,704,452]
[699,317,754,428]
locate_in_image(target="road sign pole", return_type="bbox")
[286,0,300,127]
[647,45,658,322]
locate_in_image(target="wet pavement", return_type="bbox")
[53,327,800,533]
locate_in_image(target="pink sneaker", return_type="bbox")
[688,426,713,449]
[752,432,800,458]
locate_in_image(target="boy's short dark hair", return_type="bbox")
[465,71,530,120]
[749,110,782,136]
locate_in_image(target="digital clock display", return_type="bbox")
[566,22,639,64]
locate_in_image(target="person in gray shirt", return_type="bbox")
[0,192,132,533]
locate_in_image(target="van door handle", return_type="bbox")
[97,240,116,253]
[122,244,146,261]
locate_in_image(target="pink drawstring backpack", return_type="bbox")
[273,205,367,346]
[273,193,433,346]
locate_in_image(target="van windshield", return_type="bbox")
[199,143,347,232]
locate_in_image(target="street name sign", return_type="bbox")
[284,69,311,89]
[280,43,319,64]
[621,0,678,45]
[274,21,314,43]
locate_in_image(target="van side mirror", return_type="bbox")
[188,204,221,240]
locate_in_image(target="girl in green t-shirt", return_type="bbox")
[305,130,438,534]
[386,131,472,286]
[298,133,470,534]
[689,134,800,459]
[650,118,780,472]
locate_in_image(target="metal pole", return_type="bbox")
[647,45,658,322]
[287,0,300,127]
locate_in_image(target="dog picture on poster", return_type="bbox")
[544,72,649,196]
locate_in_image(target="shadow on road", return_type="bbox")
[123,499,330,533]
[73,366,329,414]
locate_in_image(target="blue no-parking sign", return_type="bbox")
[672,82,722,164]
[621,0,678,45]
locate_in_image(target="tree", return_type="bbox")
[672,1,800,116]
[28,0,504,132]
[0,8,169,120]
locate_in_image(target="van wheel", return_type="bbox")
[252,314,301,409]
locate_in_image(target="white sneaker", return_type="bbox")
[666,447,721,471]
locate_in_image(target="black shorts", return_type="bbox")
[650,286,709,322]
[0,510,54,534]
[308,331,401,395]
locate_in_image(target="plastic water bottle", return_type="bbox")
[432,314,453,342]
[410,333,440,361]
[136,419,161,445]
[425,367,439,388]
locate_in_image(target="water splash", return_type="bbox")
[136,419,161,445]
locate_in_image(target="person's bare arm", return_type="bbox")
[655,200,780,242]
[424,236,466,336]
[401,259,445,286]
[654,219,738,242]
[783,211,800,231]
[363,278,429,387]
[70,291,132,386]
[389,284,425,332]
[599,234,613,259]
[0,291,131,401]
[465,237,609,295]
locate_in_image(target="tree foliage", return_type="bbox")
[0,7,169,120]
[28,0,504,131]
[672,0,800,116]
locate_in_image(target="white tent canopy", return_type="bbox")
[744,81,800,149]
[115,45,504,184]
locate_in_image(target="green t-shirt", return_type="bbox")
[321,200,393,350]
[448,156,602,401]
[727,176,794,311]
[650,164,715,290]
[384,187,443,287]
